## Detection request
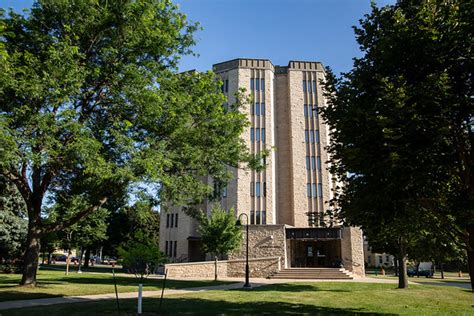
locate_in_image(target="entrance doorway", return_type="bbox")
[289,239,341,268]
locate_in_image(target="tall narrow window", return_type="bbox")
[306,156,310,170]
[317,156,321,170]
[308,80,312,93]
[312,156,316,170]
[250,182,254,197]
[166,214,170,228]
[261,128,265,143]
[165,241,168,256]
[261,103,265,115]
[260,78,265,91]
[304,104,308,117]
[318,183,323,198]
[256,182,261,197]
[305,130,309,143]
[250,78,254,90]
[170,213,174,227]
[312,183,317,198]
[173,241,177,257]
[251,103,254,116]
[256,78,260,90]
[315,130,320,143]
[250,128,254,142]
[169,241,173,257]
[303,80,307,92]
[313,80,316,92]
[255,102,260,116]
[256,128,260,142]
[223,186,227,198]
[225,80,229,92]
[307,183,312,197]
[262,211,267,224]
[250,211,255,225]
[256,211,261,225]
[263,182,266,197]
[308,104,313,118]
[310,130,315,143]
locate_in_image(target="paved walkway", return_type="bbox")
[0,276,467,311]
[0,282,248,311]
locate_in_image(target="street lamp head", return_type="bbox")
[236,219,242,226]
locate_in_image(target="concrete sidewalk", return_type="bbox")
[0,276,423,311]
[0,282,249,311]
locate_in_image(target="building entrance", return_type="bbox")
[289,239,341,268]
[285,227,343,268]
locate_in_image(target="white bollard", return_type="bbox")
[138,283,143,315]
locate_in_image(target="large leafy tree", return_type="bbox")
[321,0,473,289]
[0,0,251,286]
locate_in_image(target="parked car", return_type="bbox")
[54,255,67,262]
[102,257,117,265]
[407,262,434,278]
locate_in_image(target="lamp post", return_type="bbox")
[236,213,251,288]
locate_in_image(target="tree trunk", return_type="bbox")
[77,247,84,273]
[397,253,408,289]
[394,257,398,276]
[466,225,474,292]
[20,228,41,286]
[214,256,218,281]
[83,247,91,268]
[440,262,444,279]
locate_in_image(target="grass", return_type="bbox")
[0,265,232,302]
[2,282,473,315]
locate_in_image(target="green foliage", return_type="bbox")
[0,177,27,261]
[105,198,160,257]
[118,241,165,280]
[320,0,473,287]
[198,205,242,258]
[0,0,252,284]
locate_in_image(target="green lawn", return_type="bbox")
[0,266,231,302]
[2,282,473,315]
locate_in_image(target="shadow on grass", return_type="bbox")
[0,291,62,302]
[235,283,351,293]
[39,264,123,274]
[3,296,397,316]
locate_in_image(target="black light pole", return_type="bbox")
[236,213,251,288]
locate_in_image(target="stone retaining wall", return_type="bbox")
[165,256,281,279]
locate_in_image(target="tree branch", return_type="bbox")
[45,196,108,233]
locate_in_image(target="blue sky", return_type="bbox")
[3,0,395,75]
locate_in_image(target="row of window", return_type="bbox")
[306,156,322,171]
[250,210,267,225]
[304,130,320,143]
[166,213,178,228]
[304,104,319,117]
[302,80,317,93]
[165,240,177,257]
[251,102,265,116]
[250,128,266,142]
[307,183,323,198]
[250,181,266,197]
[221,79,229,93]
[250,78,265,91]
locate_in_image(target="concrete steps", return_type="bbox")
[270,268,353,280]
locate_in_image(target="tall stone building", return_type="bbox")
[159,58,364,276]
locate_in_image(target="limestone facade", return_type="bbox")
[159,58,364,276]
